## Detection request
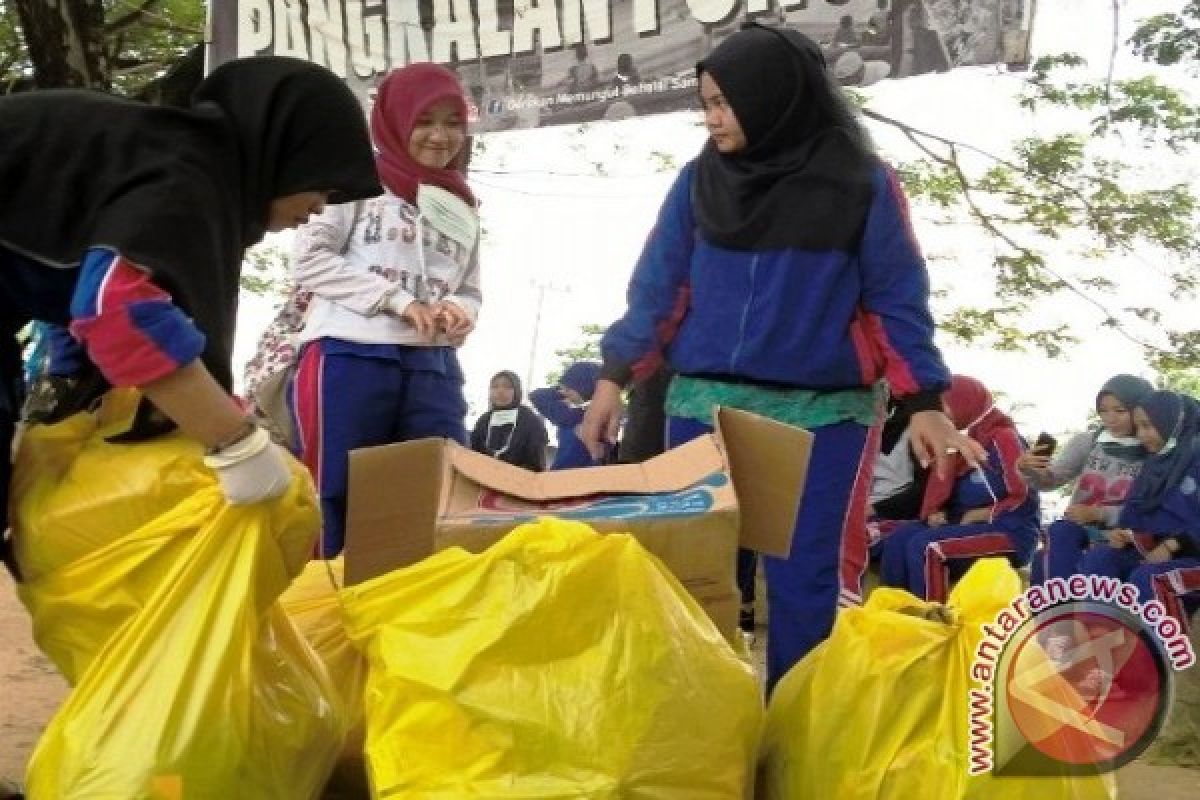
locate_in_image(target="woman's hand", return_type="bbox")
[138,363,295,505]
[909,410,988,479]
[435,301,474,339]
[960,508,992,525]
[204,426,292,505]
[1107,528,1134,549]
[926,511,948,528]
[399,301,437,341]
[1016,451,1051,473]
[578,379,624,460]
[1064,504,1105,525]
[1146,542,1174,564]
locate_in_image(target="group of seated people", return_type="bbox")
[475,363,1200,636]
[865,373,1200,629]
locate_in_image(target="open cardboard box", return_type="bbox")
[344,407,812,640]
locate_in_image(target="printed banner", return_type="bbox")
[208,0,1037,131]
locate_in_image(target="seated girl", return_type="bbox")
[867,396,930,548]
[1077,390,1200,621]
[878,375,1040,600]
[1025,374,1154,584]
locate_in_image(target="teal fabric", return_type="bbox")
[665,374,883,429]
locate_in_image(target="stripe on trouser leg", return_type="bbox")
[837,422,881,608]
[292,344,325,557]
[1167,566,1200,594]
[1153,567,1200,633]
[1168,567,1200,634]
[924,532,1014,603]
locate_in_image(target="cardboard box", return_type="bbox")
[344,407,813,640]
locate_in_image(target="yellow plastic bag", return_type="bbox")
[758,559,1116,800]
[280,557,371,795]
[11,391,345,800]
[342,518,763,799]
[280,558,367,729]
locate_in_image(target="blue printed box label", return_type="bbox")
[449,473,729,525]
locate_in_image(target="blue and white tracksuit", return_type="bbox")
[1078,452,1200,626]
[600,160,950,689]
[879,437,1041,600]
[290,193,480,558]
[528,388,597,469]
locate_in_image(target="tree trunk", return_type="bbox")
[12,0,109,89]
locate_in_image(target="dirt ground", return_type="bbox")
[2,571,1197,798]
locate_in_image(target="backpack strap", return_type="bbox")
[341,199,364,255]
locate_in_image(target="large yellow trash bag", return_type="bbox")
[341,518,763,799]
[280,557,368,730]
[11,391,346,800]
[280,557,371,796]
[758,559,1116,800]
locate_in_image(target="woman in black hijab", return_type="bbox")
[581,24,980,691]
[471,370,549,472]
[0,57,381,558]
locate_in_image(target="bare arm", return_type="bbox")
[140,360,248,448]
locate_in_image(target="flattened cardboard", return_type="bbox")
[715,407,812,558]
[345,408,813,636]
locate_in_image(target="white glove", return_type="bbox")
[203,425,293,505]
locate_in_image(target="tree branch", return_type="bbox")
[133,17,204,36]
[880,112,1163,355]
[861,108,1101,215]
[104,0,161,36]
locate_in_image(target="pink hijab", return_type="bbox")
[370,63,475,206]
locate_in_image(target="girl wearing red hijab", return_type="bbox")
[878,375,1041,600]
[290,64,481,558]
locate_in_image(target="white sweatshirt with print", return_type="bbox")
[293,191,481,346]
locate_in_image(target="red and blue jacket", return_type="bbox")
[66,247,205,386]
[945,439,1040,536]
[600,160,950,411]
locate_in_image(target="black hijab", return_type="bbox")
[489,370,524,410]
[194,56,383,247]
[471,371,547,471]
[693,25,875,251]
[0,57,381,390]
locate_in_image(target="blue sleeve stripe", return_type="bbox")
[69,247,121,319]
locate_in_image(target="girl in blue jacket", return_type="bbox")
[580,24,977,691]
[530,361,605,469]
[1078,390,1200,622]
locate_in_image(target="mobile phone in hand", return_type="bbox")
[1033,432,1057,456]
